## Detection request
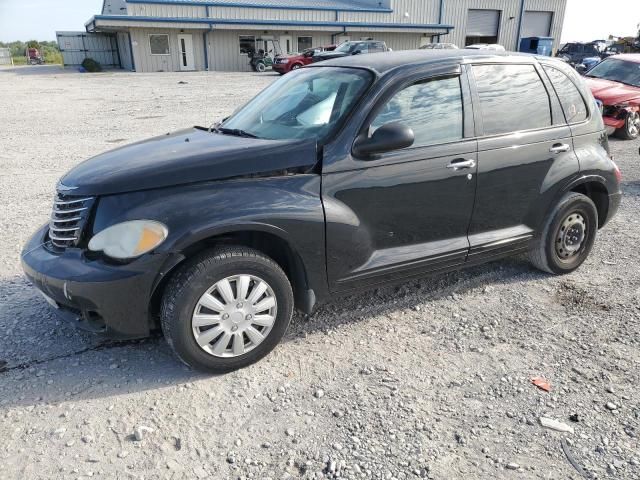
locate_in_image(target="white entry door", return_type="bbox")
[177,34,195,71]
[280,35,292,54]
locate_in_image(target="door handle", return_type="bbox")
[549,143,570,154]
[447,159,476,170]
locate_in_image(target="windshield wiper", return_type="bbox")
[213,127,259,139]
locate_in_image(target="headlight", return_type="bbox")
[88,220,168,259]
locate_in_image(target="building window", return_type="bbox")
[297,36,312,52]
[149,34,170,55]
[239,35,256,55]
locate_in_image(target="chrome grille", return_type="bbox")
[48,192,95,249]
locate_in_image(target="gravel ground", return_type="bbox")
[0,65,639,480]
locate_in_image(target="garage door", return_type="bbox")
[522,11,553,37]
[466,9,500,36]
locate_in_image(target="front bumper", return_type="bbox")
[603,115,625,135]
[21,224,171,339]
[272,63,289,73]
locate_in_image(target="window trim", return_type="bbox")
[468,62,555,138]
[239,35,256,56]
[355,72,468,157]
[541,64,592,126]
[149,34,170,56]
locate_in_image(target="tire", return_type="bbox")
[256,61,266,73]
[528,192,598,275]
[615,110,640,140]
[160,247,293,373]
[291,63,302,70]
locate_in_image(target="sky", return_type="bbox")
[0,0,638,43]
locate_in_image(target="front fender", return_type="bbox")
[92,175,328,297]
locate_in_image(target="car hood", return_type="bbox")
[61,128,318,196]
[585,77,640,105]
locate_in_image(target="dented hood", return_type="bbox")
[61,128,318,196]
[585,77,640,106]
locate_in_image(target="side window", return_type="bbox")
[543,66,588,123]
[370,76,463,148]
[472,64,551,135]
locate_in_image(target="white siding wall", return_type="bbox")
[128,3,207,17]
[130,28,206,72]
[210,7,335,22]
[341,0,440,24]
[442,0,566,51]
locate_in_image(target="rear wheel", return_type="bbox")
[615,110,640,140]
[161,247,293,373]
[255,61,266,73]
[528,192,598,274]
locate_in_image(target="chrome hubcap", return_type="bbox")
[556,213,586,260]
[628,112,640,137]
[192,275,277,358]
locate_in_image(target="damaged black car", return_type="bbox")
[22,52,621,373]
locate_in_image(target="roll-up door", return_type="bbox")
[466,10,500,36]
[522,11,553,37]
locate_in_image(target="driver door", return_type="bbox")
[323,72,478,292]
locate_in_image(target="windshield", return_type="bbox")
[586,58,640,87]
[221,67,372,141]
[334,42,355,53]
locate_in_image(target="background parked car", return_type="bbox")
[420,43,458,50]
[583,54,640,140]
[272,45,335,74]
[556,42,601,65]
[312,40,388,62]
[465,44,506,52]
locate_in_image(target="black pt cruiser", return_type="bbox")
[22,50,622,372]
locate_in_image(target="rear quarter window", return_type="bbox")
[543,65,588,123]
[472,64,552,135]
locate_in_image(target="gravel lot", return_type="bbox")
[0,65,639,480]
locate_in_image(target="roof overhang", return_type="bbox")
[86,14,454,33]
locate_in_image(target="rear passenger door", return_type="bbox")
[466,62,578,262]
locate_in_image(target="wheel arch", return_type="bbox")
[150,225,314,321]
[566,176,609,228]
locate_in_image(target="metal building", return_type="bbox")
[81,0,567,72]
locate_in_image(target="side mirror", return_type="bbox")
[575,64,587,74]
[352,49,363,55]
[352,123,414,158]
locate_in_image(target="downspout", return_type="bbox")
[331,26,346,44]
[204,5,210,71]
[127,31,136,71]
[436,0,444,42]
[515,0,526,52]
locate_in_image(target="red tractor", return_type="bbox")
[26,47,44,65]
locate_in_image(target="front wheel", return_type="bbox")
[615,110,640,140]
[161,247,293,373]
[255,61,266,73]
[528,192,598,274]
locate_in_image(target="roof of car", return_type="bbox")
[310,49,533,74]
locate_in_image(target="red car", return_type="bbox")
[584,54,640,140]
[272,45,336,74]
